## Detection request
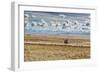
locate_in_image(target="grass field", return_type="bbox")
[24,34,89,44]
[24,34,90,61]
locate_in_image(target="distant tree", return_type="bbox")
[64,39,68,44]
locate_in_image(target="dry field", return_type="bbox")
[24,34,90,61]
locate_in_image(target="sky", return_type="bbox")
[24,11,90,36]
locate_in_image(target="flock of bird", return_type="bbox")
[24,13,90,33]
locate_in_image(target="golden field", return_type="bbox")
[24,34,90,61]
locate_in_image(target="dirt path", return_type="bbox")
[24,41,90,48]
